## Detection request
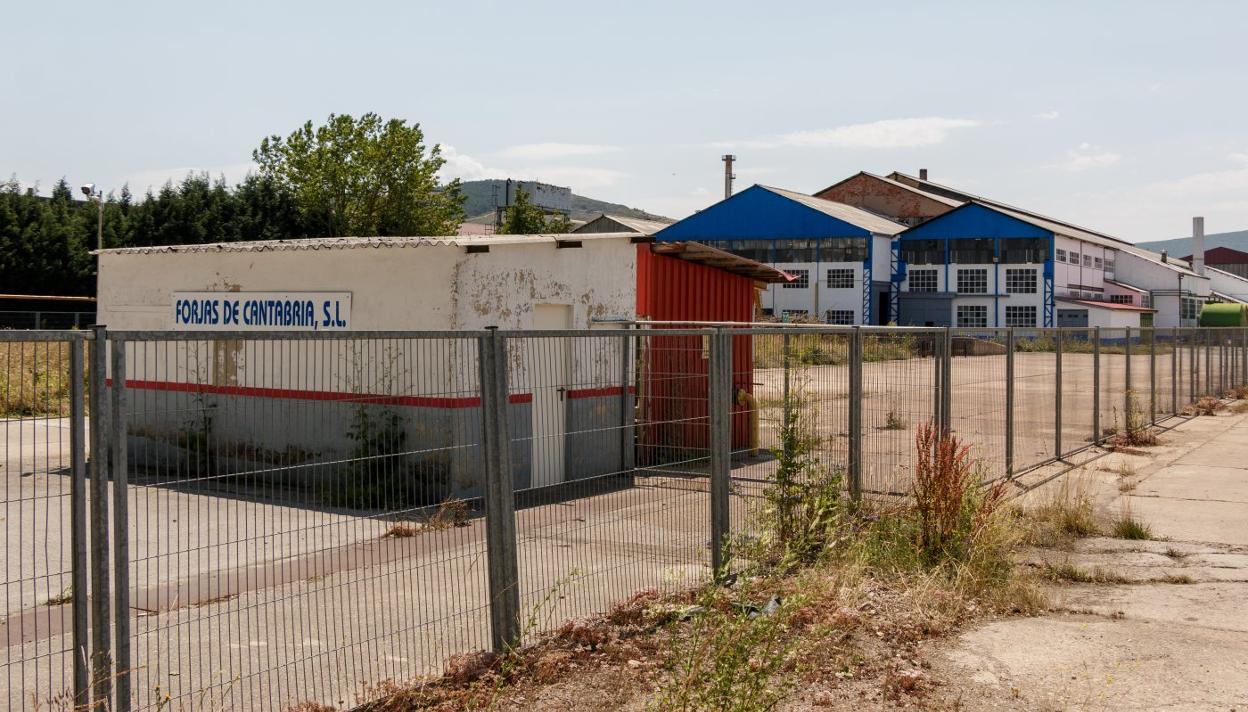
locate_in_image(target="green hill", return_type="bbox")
[1137,229,1248,257]
[457,179,671,224]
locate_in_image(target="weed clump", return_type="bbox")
[1184,396,1225,417]
[1111,514,1153,540]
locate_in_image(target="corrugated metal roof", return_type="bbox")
[757,185,905,235]
[652,241,792,283]
[95,232,636,255]
[573,214,674,236]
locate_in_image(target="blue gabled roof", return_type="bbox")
[899,202,1053,241]
[655,184,903,242]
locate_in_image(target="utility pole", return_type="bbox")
[722,154,736,199]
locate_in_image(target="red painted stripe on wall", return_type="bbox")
[108,379,533,408]
[565,386,637,399]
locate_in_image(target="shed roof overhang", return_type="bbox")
[651,241,794,284]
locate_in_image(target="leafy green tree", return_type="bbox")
[253,113,464,237]
[498,186,572,234]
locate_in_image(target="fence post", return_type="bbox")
[941,327,953,432]
[479,327,520,653]
[69,338,90,708]
[848,327,863,501]
[619,329,633,475]
[1190,330,1198,402]
[708,329,732,578]
[110,338,131,712]
[1242,327,1248,389]
[88,325,112,706]
[1124,327,1133,428]
[1149,328,1157,424]
[1093,327,1101,443]
[1172,327,1180,414]
[1005,328,1015,475]
[782,332,792,442]
[1054,329,1063,460]
[1205,329,1213,396]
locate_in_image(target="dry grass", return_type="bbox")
[0,340,76,417]
[1018,471,1101,548]
[381,522,422,539]
[429,499,470,529]
[1231,401,1248,415]
[1184,396,1226,416]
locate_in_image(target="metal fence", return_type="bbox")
[3,325,1246,710]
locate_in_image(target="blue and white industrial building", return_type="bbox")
[653,184,904,324]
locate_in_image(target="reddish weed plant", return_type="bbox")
[912,423,1006,565]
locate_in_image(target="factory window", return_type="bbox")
[826,268,855,289]
[1005,268,1037,294]
[1001,238,1046,264]
[909,269,938,293]
[1055,248,1067,263]
[1141,293,1152,309]
[950,238,994,264]
[773,239,818,263]
[1005,305,1037,328]
[1104,253,1116,274]
[1068,250,1080,265]
[1094,257,1104,270]
[956,305,988,328]
[957,268,988,294]
[901,239,943,265]
[783,269,809,288]
[724,240,772,263]
[1110,294,1134,305]
[825,309,855,325]
[821,237,869,262]
[1181,297,1202,321]
[1083,253,1093,268]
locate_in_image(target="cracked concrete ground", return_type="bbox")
[928,409,1248,711]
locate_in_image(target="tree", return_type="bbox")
[253,113,464,237]
[497,186,572,234]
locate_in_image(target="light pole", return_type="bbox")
[80,184,103,251]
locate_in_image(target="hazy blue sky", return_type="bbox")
[4,0,1246,241]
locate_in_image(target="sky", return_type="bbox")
[3,0,1247,242]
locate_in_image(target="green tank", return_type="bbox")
[1198,302,1248,327]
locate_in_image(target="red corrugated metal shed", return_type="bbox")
[635,244,755,457]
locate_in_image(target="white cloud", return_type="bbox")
[438,145,508,182]
[1034,110,1061,120]
[715,117,981,151]
[496,142,621,160]
[1229,151,1248,164]
[437,145,624,190]
[122,162,256,194]
[1059,143,1121,172]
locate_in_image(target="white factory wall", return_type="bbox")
[96,237,639,494]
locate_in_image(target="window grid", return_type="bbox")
[1094,257,1103,269]
[1005,305,1037,328]
[826,268,855,289]
[1005,268,1037,294]
[908,269,938,293]
[1083,254,1093,268]
[825,309,855,325]
[1109,294,1133,305]
[956,268,988,294]
[956,304,988,328]
[783,269,809,289]
[1055,248,1067,263]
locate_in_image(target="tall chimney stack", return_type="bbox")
[1192,216,1206,276]
[722,154,736,199]
[919,168,929,181]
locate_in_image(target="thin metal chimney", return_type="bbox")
[1161,250,1168,264]
[1192,216,1206,276]
[919,168,929,181]
[722,155,736,199]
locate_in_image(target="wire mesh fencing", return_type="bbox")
[4,324,1248,711]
